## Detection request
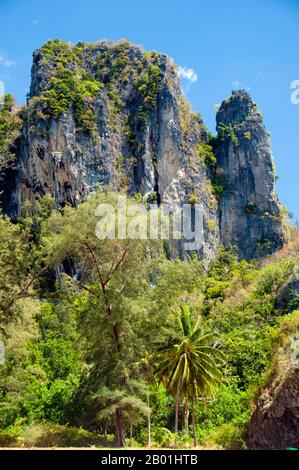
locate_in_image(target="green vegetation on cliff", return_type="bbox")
[29,39,165,138]
[0,94,23,164]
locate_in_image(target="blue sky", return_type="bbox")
[1,0,298,218]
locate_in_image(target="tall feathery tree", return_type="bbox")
[91,380,150,447]
[155,305,225,446]
[42,192,163,446]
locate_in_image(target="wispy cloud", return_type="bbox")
[255,72,263,81]
[178,66,198,83]
[232,79,241,89]
[232,80,251,93]
[32,17,41,25]
[0,55,16,67]
[232,73,263,92]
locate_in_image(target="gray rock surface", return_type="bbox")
[215,90,286,259]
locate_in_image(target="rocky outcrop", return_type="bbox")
[0,40,286,263]
[247,312,299,449]
[215,90,286,259]
[1,40,219,264]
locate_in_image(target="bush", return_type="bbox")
[218,123,239,147]
[223,327,276,389]
[138,426,177,448]
[37,69,100,132]
[0,427,21,447]
[3,423,105,448]
[201,423,247,449]
[253,261,293,296]
[211,176,226,199]
[195,142,217,167]
[188,194,198,205]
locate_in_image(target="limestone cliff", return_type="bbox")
[214,90,286,259]
[0,40,286,262]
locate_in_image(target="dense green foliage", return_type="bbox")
[0,94,23,163]
[0,192,297,448]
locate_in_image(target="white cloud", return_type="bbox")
[178,66,198,83]
[0,55,16,67]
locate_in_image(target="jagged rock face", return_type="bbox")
[215,90,286,259]
[3,40,218,264]
[247,330,299,449]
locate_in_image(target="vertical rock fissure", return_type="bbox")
[150,126,161,206]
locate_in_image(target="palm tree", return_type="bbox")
[155,305,225,446]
